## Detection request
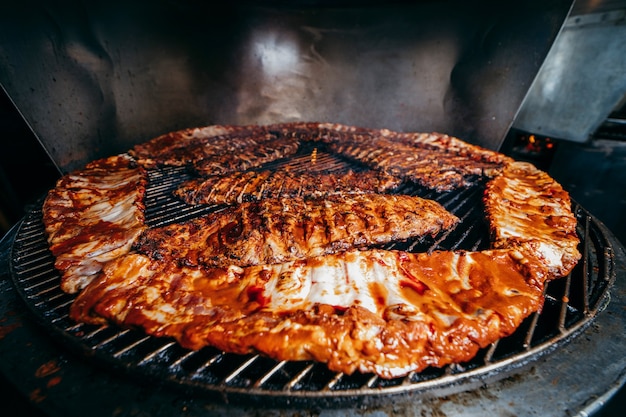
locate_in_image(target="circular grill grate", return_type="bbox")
[7,149,614,408]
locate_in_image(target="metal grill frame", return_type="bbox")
[7,148,614,409]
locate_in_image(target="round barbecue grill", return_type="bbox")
[1,147,625,416]
[1,0,625,415]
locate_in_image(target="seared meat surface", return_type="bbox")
[326,136,510,192]
[134,193,459,268]
[129,124,301,169]
[174,169,402,206]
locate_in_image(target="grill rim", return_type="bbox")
[6,149,615,409]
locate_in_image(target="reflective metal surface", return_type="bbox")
[513,3,626,142]
[0,0,572,173]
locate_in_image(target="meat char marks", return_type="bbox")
[191,136,301,176]
[174,169,403,206]
[129,122,512,193]
[315,123,513,192]
[129,123,301,171]
[134,193,459,268]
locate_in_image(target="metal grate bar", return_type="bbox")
[558,273,573,333]
[17,268,56,289]
[92,328,133,350]
[365,374,379,388]
[523,309,544,349]
[189,352,224,378]
[49,309,72,324]
[449,224,482,251]
[323,372,345,391]
[112,335,153,358]
[30,284,64,300]
[168,349,199,371]
[136,341,178,366]
[223,355,261,385]
[63,322,89,333]
[81,324,117,341]
[582,215,591,314]
[284,363,315,391]
[253,360,287,389]
[13,246,51,264]
[483,340,499,363]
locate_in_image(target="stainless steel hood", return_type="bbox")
[0,0,572,173]
[512,0,626,142]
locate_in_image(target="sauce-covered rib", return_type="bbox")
[134,194,459,268]
[42,154,148,293]
[71,248,544,378]
[483,161,581,281]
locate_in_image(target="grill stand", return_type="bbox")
[1,214,626,416]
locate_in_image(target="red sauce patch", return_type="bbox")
[47,376,62,388]
[400,279,429,296]
[35,360,61,378]
[247,285,268,307]
[0,322,21,340]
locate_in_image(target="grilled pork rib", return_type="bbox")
[129,124,301,170]
[130,122,511,193]
[326,137,509,192]
[134,193,459,268]
[483,161,581,280]
[174,169,402,206]
[297,123,511,192]
[71,248,544,378]
[191,136,301,176]
[42,154,148,294]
